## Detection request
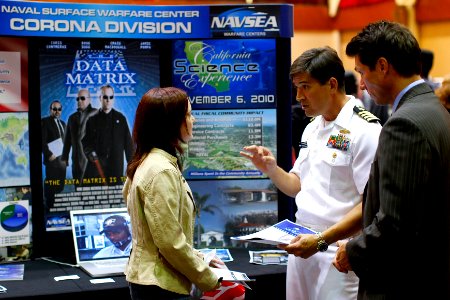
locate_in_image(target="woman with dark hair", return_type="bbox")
[123,87,221,300]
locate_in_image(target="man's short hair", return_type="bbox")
[290,46,345,92]
[420,49,434,78]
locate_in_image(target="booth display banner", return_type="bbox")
[0,1,293,39]
[0,39,30,190]
[173,39,277,180]
[0,40,32,254]
[185,109,276,180]
[0,0,293,242]
[38,38,160,231]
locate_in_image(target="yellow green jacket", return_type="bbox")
[123,148,218,295]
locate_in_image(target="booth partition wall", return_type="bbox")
[0,0,294,261]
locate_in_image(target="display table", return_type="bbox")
[0,248,286,299]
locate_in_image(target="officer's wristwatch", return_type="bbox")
[315,232,328,252]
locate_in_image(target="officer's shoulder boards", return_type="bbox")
[353,105,380,123]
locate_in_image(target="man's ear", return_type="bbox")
[329,77,339,92]
[377,57,389,75]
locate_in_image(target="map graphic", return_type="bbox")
[0,112,30,187]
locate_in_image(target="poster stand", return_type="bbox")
[0,0,295,260]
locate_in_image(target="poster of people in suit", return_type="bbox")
[38,38,160,231]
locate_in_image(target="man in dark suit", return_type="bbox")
[61,88,98,187]
[420,48,440,91]
[41,100,67,209]
[82,85,133,186]
[333,21,450,299]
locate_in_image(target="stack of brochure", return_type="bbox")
[248,250,288,265]
[0,264,24,281]
[211,268,254,282]
[198,248,234,262]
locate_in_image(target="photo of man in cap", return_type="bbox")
[93,214,132,259]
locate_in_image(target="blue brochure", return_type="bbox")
[231,219,316,246]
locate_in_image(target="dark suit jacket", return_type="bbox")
[346,83,450,299]
[62,104,98,181]
[42,116,66,164]
[82,108,133,184]
[41,116,67,195]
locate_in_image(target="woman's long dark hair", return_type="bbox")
[126,87,189,180]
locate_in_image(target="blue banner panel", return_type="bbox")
[209,5,293,38]
[0,1,292,39]
[173,39,277,109]
[0,1,210,38]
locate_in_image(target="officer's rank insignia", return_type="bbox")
[353,105,380,123]
[326,132,351,151]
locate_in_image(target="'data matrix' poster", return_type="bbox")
[38,38,160,231]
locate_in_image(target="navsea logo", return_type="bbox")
[210,7,279,36]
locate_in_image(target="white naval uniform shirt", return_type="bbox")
[287,96,382,300]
